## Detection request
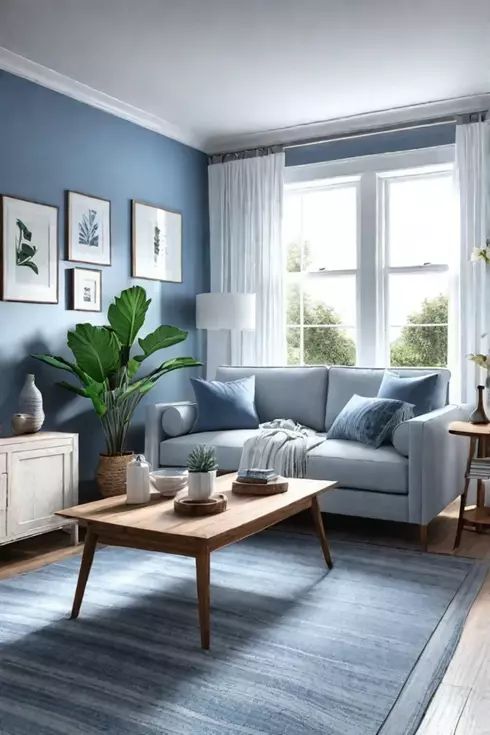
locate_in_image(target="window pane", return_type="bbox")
[304,327,356,366]
[287,327,301,365]
[389,272,448,367]
[387,174,455,267]
[390,326,447,367]
[284,192,302,272]
[286,280,300,325]
[301,185,357,271]
[303,275,356,326]
[389,272,448,327]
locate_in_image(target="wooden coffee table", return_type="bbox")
[57,474,337,649]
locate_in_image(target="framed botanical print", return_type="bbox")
[67,191,111,265]
[1,195,58,303]
[70,267,102,312]
[132,200,182,282]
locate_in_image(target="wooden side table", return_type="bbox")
[449,421,490,549]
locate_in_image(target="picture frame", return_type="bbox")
[67,191,111,265]
[131,200,182,282]
[70,267,102,312]
[1,195,58,304]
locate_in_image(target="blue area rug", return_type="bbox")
[0,528,486,735]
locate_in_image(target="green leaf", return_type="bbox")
[67,324,120,382]
[58,380,107,417]
[20,242,36,258]
[16,219,32,241]
[57,381,88,398]
[127,358,140,378]
[33,353,82,377]
[107,286,150,349]
[123,357,202,399]
[135,325,188,362]
[84,382,108,417]
[19,260,38,274]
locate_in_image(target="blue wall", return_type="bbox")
[0,71,209,500]
[285,122,455,166]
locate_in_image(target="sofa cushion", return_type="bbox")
[306,439,408,494]
[160,429,260,470]
[325,366,450,430]
[162,404,197,437]
[190,376,259,432]
[377,371,443,416]
[216,366,328,432]
[327,394,414,448]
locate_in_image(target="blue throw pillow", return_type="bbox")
[377,371,441,416]
[327,394,414,448]
[190,376,259,432]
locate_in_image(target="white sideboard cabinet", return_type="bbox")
[0,432,79,547]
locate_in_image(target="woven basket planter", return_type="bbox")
[96,453,134,497]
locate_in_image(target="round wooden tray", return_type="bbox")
[174,493,227,516]
[232,478,289,496]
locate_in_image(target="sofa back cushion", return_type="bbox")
[325,367,450,431]
[215,366,328,432]
[190,376,259,432]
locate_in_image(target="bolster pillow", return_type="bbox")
[161,404,197,437]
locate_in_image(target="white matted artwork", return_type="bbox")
[71,267,101,312]
[1,195,58,304]
[132,200,182,282]
[67,191,111,265]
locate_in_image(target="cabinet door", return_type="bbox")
[7,444,74,539]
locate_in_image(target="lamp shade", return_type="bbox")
[196,292,256,331]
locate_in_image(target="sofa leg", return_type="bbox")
[419,524,428,551]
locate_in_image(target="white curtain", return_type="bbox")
[453,120,490,402]
[208,151,286,366]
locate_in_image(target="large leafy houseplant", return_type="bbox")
[34,286,201,461]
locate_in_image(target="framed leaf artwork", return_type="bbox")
[70,267,102,312]
[67,191,111,265]
[132,200,182,282]
[1,195,58,304]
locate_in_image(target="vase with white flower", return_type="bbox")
[469,352,490,409]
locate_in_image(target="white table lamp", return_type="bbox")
[196,292,256,377]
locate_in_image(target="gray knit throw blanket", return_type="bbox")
[238,419,324,478]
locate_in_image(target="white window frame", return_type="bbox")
[285,144,456,368]
[286,175,360,365]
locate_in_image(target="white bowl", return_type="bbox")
[150,468,188,497]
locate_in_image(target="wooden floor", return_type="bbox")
[0,501,488,734]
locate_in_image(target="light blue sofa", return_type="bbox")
[145,366,469,540]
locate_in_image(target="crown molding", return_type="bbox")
[205,93,490,153]
[0,47,205,151]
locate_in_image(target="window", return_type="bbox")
[285,182,358,365]
[383,171,453,368]
[285,146,457,369]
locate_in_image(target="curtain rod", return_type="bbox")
[210,110,487,161]
[284,111,487,150]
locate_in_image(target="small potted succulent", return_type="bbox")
[187,445,218,501]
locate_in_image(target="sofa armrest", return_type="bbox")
[406,404,471,524]
[144,402,196,470]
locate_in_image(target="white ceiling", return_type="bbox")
[0,0,489,152]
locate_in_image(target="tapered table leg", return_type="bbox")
[196,549,210,650]
[70,527,98,619]
[311,495,333,569]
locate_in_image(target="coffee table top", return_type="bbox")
[57,474,337,543]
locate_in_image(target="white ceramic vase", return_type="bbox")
[188,470,216,501]
[16,374,44,433]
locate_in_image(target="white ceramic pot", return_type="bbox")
[188,470,216,501]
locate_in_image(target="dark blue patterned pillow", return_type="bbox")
[327,394,414,448]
